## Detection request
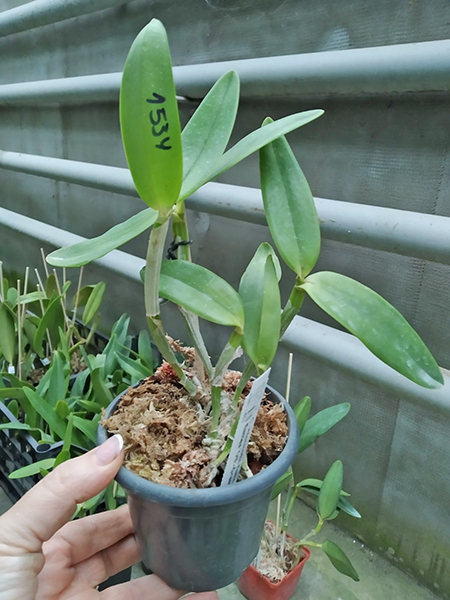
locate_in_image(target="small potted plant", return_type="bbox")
[239,459,360,600]
[239,396,359,600]
[46,19,443,593]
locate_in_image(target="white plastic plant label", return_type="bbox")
[7,365,15,374]
[221,368,271,486]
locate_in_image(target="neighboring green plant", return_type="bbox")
[0,314,155,516]
[0,260,106,384]
[267,396,359,581]
[46,19,443,483]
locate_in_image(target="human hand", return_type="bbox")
[0,434,218,600]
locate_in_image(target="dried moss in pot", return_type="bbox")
[102,361,288,489]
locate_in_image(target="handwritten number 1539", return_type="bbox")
[147,94,171,150]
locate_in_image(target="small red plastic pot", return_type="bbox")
[238,542,311,600]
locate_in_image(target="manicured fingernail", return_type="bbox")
[96,434,123,465]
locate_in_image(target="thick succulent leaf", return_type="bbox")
[82,282,106,325]
[322,540,360,581]
[46,352,69,407]
[294,396,311,433]
[318,460,343,521]
[301,272,444,389]
[47,209,157,267]
[239,243,281,372]
[120,19,182,211]
[271,467,293,500]
[260,118,320,278]
[178,110,324,200]
[298,403,350,454]
[160,260,244,329]
[0,302,16,364]
[180,71,240,199]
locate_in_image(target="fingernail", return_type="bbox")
[95,434,123,466]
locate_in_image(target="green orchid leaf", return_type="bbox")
[72,414,101,445]
[23,387,67,440]
[46,352,69,407]
[179,110,323,200]
[19,291,47,305]
[0,302,16,364]
[160,260,244,328]
[120,19,182,212]
[6,399,19,418]
[9,458,56,479]
[55,400,70,420]
[116,353,153,382]
[90,367,113,407]
[82,282,106,325]
[298,403,350,454]
[34,296,65,355]
[138,330,154,372]
[180,71,240,199]
[322,540,360,581]
[54,449,71,469]
[45,273,59,299]
[301,272,444,389]
[0,387,28,400]
[0,422,54,443]
[72,285,96,308]
[271,467,293,501]
[76,399,102,414]
[71,368,90,398]
[294,396,311,433]
[47,209,157,267]
[260,118,320,278]
[296,478,350,497]
[318,460,343,521]
[239,243,281,372]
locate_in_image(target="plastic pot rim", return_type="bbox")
[97,382,299,509]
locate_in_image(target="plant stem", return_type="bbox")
[210,328,243,436]
[280,279,305,336]
[172,202,192,261]
[144,219,170,318]
[144,219,197,396]
[179,307,214,380]
[232,361,256,408]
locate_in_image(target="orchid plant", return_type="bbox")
[46,20,443,476]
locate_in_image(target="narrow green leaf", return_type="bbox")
[76,399,102,414]
[318,460,343,521]
[63,414,74,453]
[9,458,56,479]
[71,368,90,398]
[260,119,320,278]
[82,282,106,325]
[301,272,444,389]
[298,403,351,454]
[7,399,19,418]
[239,243,281,372]
[271,467,293,500]
[0,302,16,364]
[90,367,113,407]
[46,352,69,407]
[105,482,117,510]
[0,387,28,400]
[47,209,158,267]
[180,71,240,199]
[294,396,311,433]
[58,327,71,363]
[0,422,55,443]
[322,540,360,581]
[55,400,70,420]
[19,291,47,305]
[296,478,351,497]
[138,330,154,371]
[72,285,95,308]
[24,387,67,440]
[116,353,152,382]
[72,414,101,445]
[34,296,64,354]
[54,449,71,468]
[159,260,244,328]
[45,273,59,299]
[120,19,182,211]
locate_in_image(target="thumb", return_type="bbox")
[1,434,124,552]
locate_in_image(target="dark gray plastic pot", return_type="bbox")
[97,384,299,592]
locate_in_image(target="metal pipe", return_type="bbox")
[281,317,450,418]
[0,0,134,38]
[0,205,447,413]
[1,150,450,265]
[0,39,450,104]
[0,206,144,281]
